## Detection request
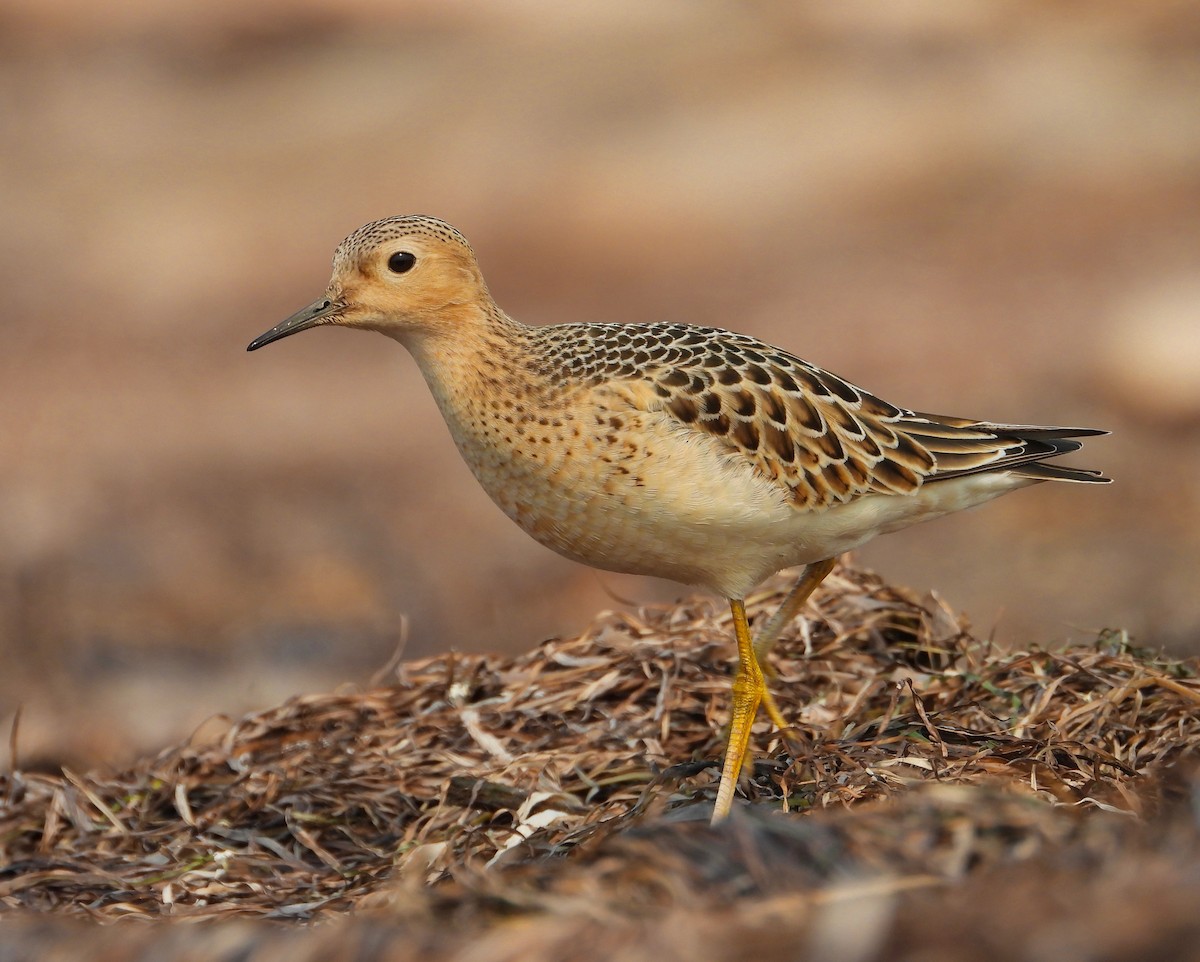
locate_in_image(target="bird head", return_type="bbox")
[247,215,490,351]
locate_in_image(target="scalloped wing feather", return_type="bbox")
[532,321,1107,511]
[574,325,1100,510]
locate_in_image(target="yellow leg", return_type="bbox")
[758,683,792,735]
[712,598,765,824]
[711,561,837,824]
[753,558,836,663]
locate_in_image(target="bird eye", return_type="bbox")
[387,251,416,274]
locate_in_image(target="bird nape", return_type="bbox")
[248,214,1109,824]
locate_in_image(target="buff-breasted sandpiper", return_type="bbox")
[248,215,1109,824]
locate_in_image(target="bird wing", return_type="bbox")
[613,326,1100,510]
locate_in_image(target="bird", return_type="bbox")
[247,214,1109,824]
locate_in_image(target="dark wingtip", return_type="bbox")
[1063,427,1110,438]
[1015,462,1112,484]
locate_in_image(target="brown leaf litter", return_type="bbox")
[1,562,1198,960]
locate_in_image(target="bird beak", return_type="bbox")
[247,297,342,351]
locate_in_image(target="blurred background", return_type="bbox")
[1,0,1197,769]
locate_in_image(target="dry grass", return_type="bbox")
[1,562,1198,959]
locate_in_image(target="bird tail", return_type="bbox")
[972,425,1111,484]
[911,416,1112,485]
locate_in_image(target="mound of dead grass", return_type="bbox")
[1,562,1198,959]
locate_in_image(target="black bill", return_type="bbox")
[247,297,341,351]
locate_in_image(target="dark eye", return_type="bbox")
[387,251,416,274]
